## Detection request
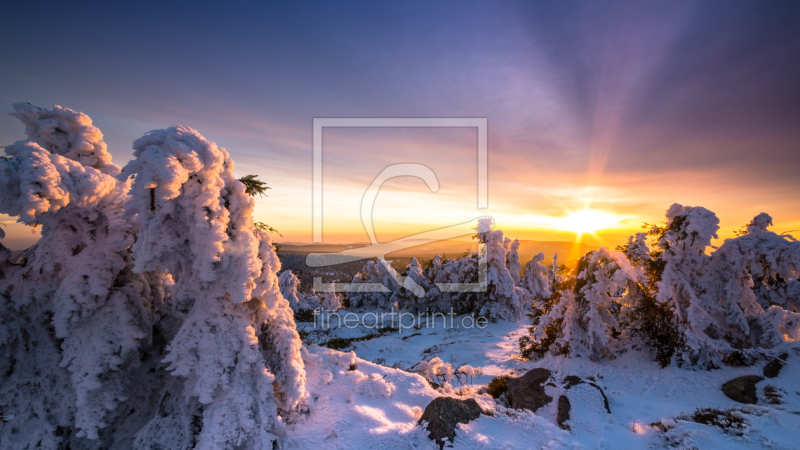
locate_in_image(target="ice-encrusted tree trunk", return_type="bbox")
[120,125,305,449]
[0,104,172,448]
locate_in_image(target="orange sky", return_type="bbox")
[2,2,800,252]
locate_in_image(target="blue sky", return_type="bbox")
[2,1,800,248]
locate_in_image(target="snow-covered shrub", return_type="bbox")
[122,125,305,449]
[409,357,481,390]
[409,357,454,387]
[520,248,644,360]
[453,364,482,386]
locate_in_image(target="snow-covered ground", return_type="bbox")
[289,313,800,449]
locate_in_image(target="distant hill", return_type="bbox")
[276,239,598,266]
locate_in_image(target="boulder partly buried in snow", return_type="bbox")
[556,375,611,431]
[419,396,482,448]
[562,376,610,414]
[506,368,553,412]
[763,355,787,378]
[722,375,764,404]
[556,395,571,430]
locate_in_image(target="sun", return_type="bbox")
[559,208,622,235]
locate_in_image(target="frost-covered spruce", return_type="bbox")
[279,270,312,312]
[391,257,431,312]
[620,232,651,267]
[522,252,552,299]
[701,213,800,349]
[522,248,643,360]
[476,218,528,320]
[121,125,305,449]
[650,204,727,365]
[0,103,171,448]
[507,238,522,285]
[344,259,396,309]
[319,283,342,312]
[425,251,483,315]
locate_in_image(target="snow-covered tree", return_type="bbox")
[520,248,644,360]
[700,213,800,349]
[476,218,528,320]
[619,232,652,267]
[424,251,483,315]
[279,270,312,312]
[344,259,396,309]
[506,238,522,285]
[319,283,342,312]
[0,103,172,447]
[522,252,551,299]
[647,204,726,366]
[391,257,431,312]
[0,104,307,449]
[121,125,305,449]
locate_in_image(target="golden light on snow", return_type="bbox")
[631,422,648,434]
[353,405,416,434]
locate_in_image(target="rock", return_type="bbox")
[419,397,482,448]
[556,395,571,430]
[506,368,553,412]
[779,352,789,361]
[562,376,610,413]
[722,375,763,404]
[763,359,784,378]
[563,375,583,389]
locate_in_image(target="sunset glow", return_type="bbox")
[557,208,625,236]
[0,1,799,253]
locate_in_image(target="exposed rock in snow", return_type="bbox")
[762,358,785,378]
[506,368,553,412]
[418,396,482,448]
[556,395,571,430]
[722,375,764,404]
